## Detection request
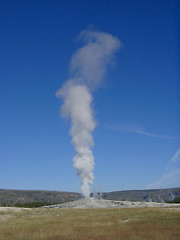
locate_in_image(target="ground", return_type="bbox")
[0,199,180,240]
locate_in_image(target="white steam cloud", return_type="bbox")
[56,29,121,197]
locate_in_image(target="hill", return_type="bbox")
[101,188,180,203]
[0,189,81,206]
[0,187,180,206]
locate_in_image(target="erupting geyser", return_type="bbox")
[56,29,121,197]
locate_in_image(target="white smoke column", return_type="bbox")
[56,30,121,197]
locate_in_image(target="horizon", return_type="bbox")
[1,186,180,194]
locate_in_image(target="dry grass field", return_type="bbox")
[0,207,180,240]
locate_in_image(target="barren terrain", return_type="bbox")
[42,197,180,209]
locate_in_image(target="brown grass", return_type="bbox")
[0,207,179,240]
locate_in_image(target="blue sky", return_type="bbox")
[0,0,179,193]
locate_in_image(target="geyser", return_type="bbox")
[56,29,121,197]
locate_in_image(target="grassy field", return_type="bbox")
[0,207,180,240]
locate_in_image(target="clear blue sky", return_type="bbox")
[0,0,179,193]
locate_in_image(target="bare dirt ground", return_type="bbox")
[0,207,30,222]
[0,198,179,221]
[42,198,180,209]
[0,207,26,212]
[0,199,179,223]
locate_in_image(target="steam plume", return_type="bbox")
[56,29,120,197]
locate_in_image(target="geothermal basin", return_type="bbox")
[42,198,180,209]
